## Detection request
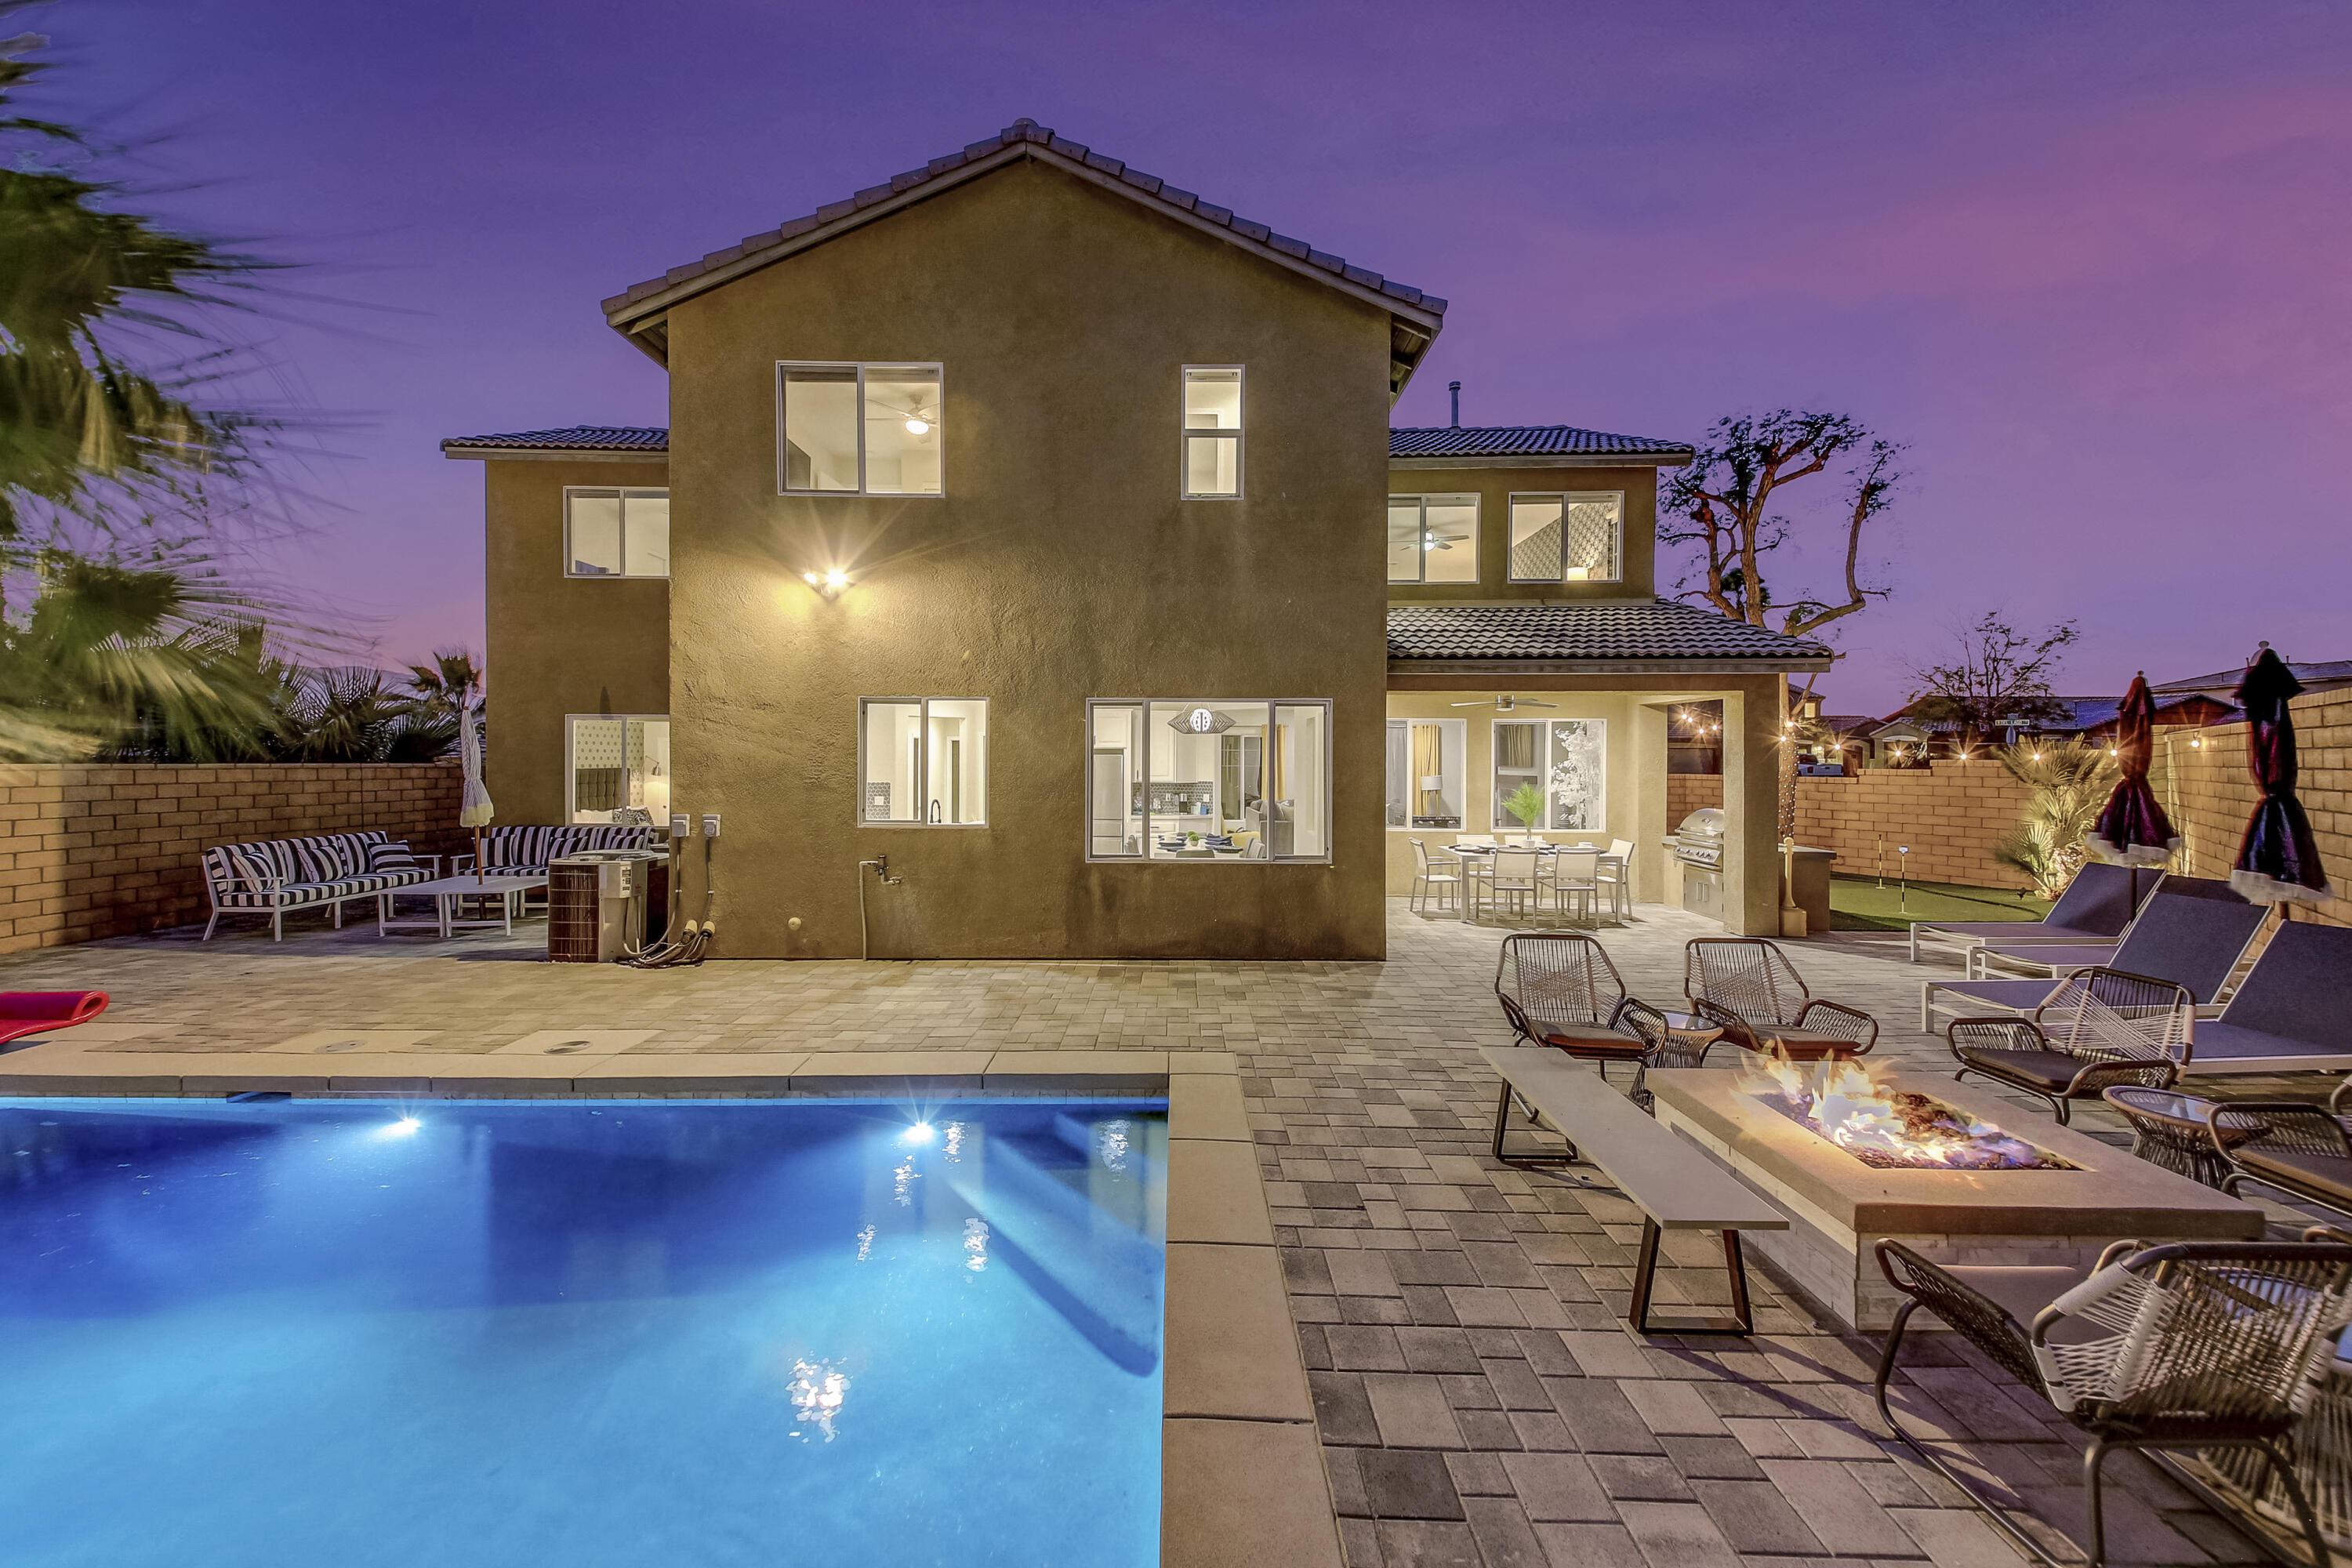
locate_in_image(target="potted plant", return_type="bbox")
[1502,780,1548,830]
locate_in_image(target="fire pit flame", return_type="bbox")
[1737,1056,2074,1172]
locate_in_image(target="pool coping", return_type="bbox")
[0,1042,1341,1568]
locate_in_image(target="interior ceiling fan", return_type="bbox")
[1422,528,1471,551]
[1450,695,1559,711]
[871,397,938,437]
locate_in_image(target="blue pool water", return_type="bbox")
[0,1096,1167,1566]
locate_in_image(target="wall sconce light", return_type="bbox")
[803,568,851,599]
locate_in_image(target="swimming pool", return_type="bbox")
[0,1096,1167,1566]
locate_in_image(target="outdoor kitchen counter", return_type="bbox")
[1646,1066,2264,1330]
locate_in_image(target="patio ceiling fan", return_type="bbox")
[1451,695,1559,710]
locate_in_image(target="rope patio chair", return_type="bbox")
[1622,1003,1714,1115]
[2183,1222,2352,1566]
[1495,932,1650,1078]
[1874,1236,2352,1568]
[1683,937,1878,1061]
[1946,966,2197,1125]
[2210,1078,2352,1220]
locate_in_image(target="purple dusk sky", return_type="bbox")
[38,0,2352,713]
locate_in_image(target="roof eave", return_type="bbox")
[440,443,670,463]
[1388,655,1835,677]
[1389,451,1694,470]
[604,141,1446,379]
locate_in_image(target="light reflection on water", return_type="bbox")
[787,1358,850,1443]
[963,1217,989,1274]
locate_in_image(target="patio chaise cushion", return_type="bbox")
[1954,1047,2086,1093]
[2234,1148,2352,1211]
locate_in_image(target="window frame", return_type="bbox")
[855,695,989,829]
[1506,490,1625,585]
[562,487,671,579]
[1083,698,1333,863]
[1385,717,1468,829]
[564,712,671,823]
[775,361,947,498]
[1387,493,1481,585]
[1180,365,1245,501]
[1490,716,1609,832]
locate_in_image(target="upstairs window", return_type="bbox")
[1387,494,1480,583]
[1508,492,1623,583]
[1181,367,1243,499]
[778,363,944,495]
[565,488,670,578]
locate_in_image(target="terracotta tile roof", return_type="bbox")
[1387,601,1833,665]
[1389,424,1693,461]
[441,426,670,455]
[601,119,1446,327]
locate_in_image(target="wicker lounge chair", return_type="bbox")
[1495,932,1653,1076]
[1946,966,2195,1123]
[1920,889,2269,1033]
[2209,1079,2352,1218]
[1875,1236,2352,1568]
[1908,860,2152,964]
[1686,938,1878,1061]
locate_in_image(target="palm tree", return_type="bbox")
[267,666,456,764]
[1991,741,2117,900]
[403,648,483,723]
[0,16,276,546]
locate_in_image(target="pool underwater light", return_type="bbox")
[903,1122,935,1144]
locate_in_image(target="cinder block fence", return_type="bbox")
[0,764,466,954]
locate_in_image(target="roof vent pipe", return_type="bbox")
[1448,382,1461,427]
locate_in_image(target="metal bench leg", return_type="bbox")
[1630,1218,1757,1336]
[1490,1080,1579,1168]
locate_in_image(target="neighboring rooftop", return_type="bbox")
[2154,659,2352,698]
[1386,601,1832,669]
[441,426,670,460]
[1388,424,1695,467]
[601,118,1446,392]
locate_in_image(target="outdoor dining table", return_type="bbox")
[1445,845,1613,924]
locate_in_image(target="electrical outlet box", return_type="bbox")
[670,814,691,839]
[701,814,721,840]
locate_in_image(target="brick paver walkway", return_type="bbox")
[0,900,2333,1566]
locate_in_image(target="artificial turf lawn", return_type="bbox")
[1828,873,2053,931]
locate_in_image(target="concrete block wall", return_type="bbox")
[1661,766,2037,891]
[2154,690,2348,928]
[0,764,467,954]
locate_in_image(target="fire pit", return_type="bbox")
[1747,1058,2076,1171]
[1646,1064,2262,1331]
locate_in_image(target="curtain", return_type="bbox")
[1414,724,1443,821]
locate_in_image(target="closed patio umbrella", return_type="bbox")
[459,712,494,884]
[2084,672,2178,893]
[2230,646,2331,908]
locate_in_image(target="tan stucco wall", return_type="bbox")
[479,458,672,826]
[1385,464,1661,603]
[662,159,1393,960]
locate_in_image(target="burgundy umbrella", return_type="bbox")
[2085,672,2178,870]
[2230,647,2332,906]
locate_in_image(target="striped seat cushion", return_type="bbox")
[204,832,423,906]
[478,825,661,872]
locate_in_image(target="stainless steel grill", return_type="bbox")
[1670,807,1726,870]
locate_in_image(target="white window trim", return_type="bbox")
[856,695,989,828]
[1506,490,1625,586]
[1180,365,1245,501]
[564,712,670,822]
[562,487,670,580]
[1385,717,1468,829]
[775,361,947,498]
[1083,698,1333,864]
[1388,493,1481,586]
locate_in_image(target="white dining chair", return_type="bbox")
[1597,838,1635,920]
[1487,848,1544,921]
[1550,847,1602,926]
[1408,838,1461,916]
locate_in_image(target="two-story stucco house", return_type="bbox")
[444,119,1829,960]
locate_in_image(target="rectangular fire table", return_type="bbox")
[1646,1066,2264,1332]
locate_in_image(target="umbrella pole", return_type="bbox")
[474,826,482,885]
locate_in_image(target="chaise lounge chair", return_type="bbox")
[1907,859,2152,965]
[0,991,109,1050]
[2176,920,2352,1076]
[1965,874,2245,978]
[1919,890,2268,1033]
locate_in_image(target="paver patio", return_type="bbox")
[0,900,2335,1567]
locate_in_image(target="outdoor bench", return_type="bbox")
[201,830,433,942]
[1482,1043,1787,1335]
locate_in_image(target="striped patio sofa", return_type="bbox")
[201,830,434,942]
[458,825,663,883]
